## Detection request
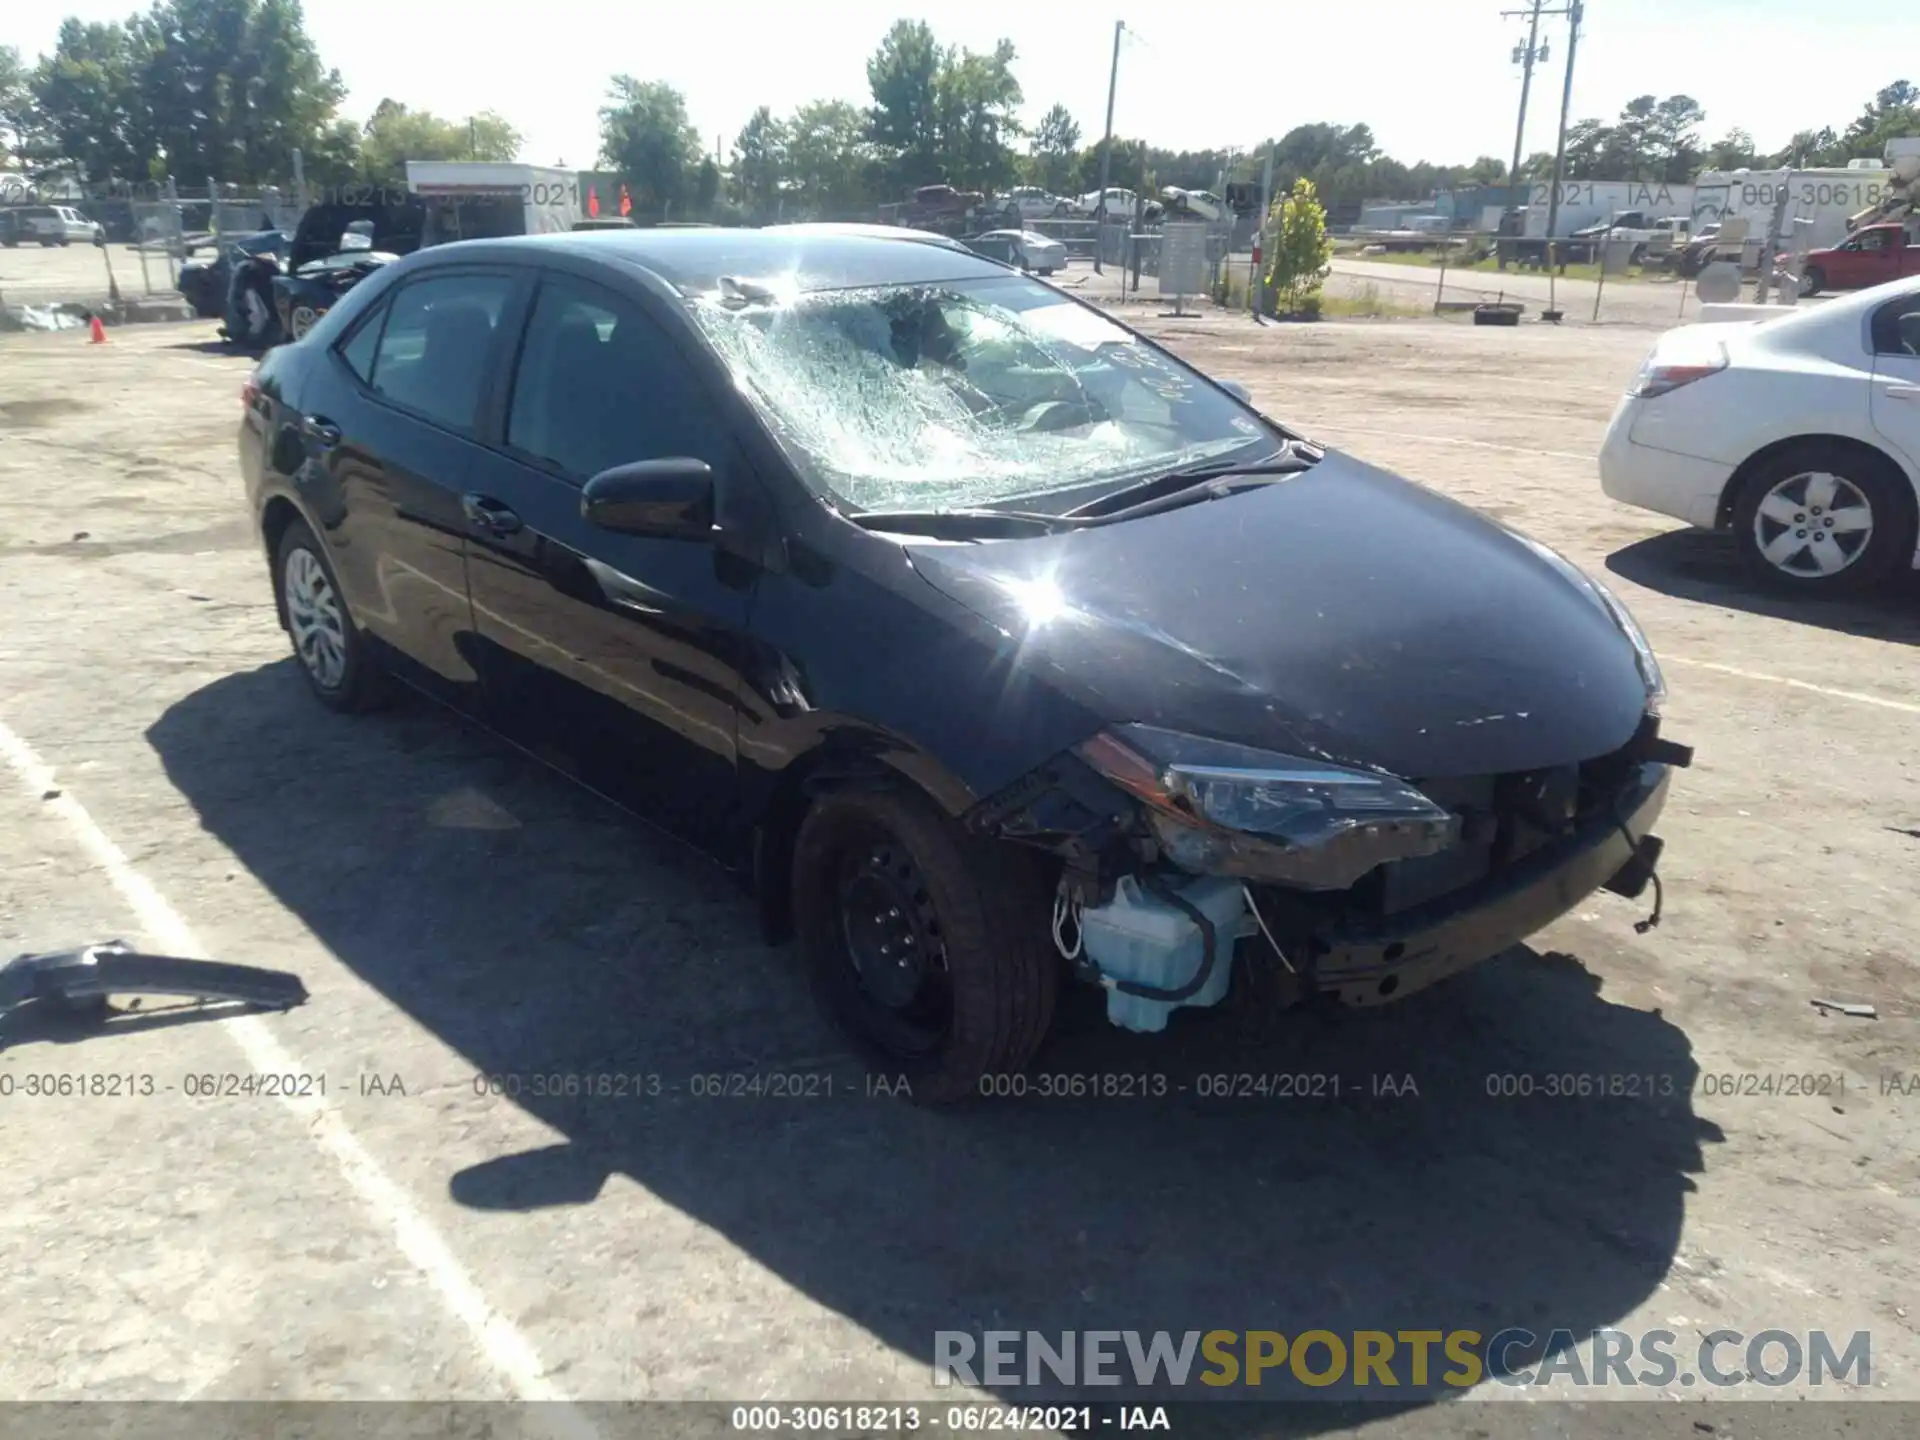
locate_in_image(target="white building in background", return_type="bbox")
[1522,179,1696,237]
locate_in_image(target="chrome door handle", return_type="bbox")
[302,415,342,449]
[461,493,522,536]
[1883,383,1920,401]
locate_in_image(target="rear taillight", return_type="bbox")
[1628,341,1728,398]
[240,376,259,408]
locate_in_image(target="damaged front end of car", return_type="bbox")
[963,708,1693,1033]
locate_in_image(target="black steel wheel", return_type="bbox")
[791,787,1057,1103]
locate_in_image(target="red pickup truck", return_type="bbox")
[1796,222,1920,296]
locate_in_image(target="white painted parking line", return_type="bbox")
[1664,656,1920,715]
[0,714,602,1433]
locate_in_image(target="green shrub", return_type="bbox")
[1260,178,1333,318]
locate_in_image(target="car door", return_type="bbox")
[291,266,523,707]
[1868,288,1920,477]
[458,268,764,854]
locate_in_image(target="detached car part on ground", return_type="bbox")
[1601,275,1920,595]
[239,228,1690,1103]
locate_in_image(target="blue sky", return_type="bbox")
[6,0,1910,169]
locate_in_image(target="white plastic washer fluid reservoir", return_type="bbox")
[1077,874,1251,1033]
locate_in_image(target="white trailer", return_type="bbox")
[1523,179,1696,237]
[404,161,584,240]
[1690,166,1892,254]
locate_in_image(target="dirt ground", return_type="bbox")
[1,310,1917,1435]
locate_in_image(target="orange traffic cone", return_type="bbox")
[88,314,107,344]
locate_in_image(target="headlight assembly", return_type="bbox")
[1510,531,1666,713]
[1076,724,1460,889]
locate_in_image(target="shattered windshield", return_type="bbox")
[688,274,1272,512]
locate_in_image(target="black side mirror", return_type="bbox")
[1218,378,1253,404]
[581,458,715,540]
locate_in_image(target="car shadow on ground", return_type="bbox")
[148,662,1721,1427]
[1607,529,1920,644]
[161,339,239,355]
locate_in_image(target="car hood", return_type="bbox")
[903,452,1652,779]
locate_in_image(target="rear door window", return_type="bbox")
[364,273,516,435]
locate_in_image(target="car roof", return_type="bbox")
[1739,273,1920,347]
[432,227,1013,294]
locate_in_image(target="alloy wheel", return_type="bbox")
[289,305,319,340]
[283,546,348,690]
[1751,470,1874,579]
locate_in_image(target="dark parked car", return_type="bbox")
[238,229,1688,1100]
[268,197,427,342]
[177,229,290,319]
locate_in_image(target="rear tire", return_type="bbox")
[1799,264,1825,298]
[790,786,1057,1104]
[1732,441,1915,596]
[272,517,389,712]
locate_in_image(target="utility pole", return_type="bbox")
[1093,20,1124,274]
[1502,0,1547,196]
[1540,0,1584,319]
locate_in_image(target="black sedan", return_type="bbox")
[238,229,1689,1101]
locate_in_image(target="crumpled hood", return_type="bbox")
[904,452,1652,779]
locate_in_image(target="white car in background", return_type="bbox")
[996,187,1078,222]
[1599,275,1920,594]
[967,228,1069,276]
[17,204,103,246]
[1160,187,1225,222]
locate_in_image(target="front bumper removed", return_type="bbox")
[1272,760,1674,1007]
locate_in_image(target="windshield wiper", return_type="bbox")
[1063,442,1321,518]
[849,508,1071,539]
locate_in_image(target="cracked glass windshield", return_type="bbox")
[689,274,1273,512]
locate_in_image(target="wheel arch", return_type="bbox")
[259,494,313,629]
[1714,432,1920,531]
[748,731,983,946]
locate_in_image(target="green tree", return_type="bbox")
[357,100,521,180]
[784,98,876,218]
[0,44,38,168]
[1645,94,1706,181]
[1841,80,1920,159]
[1261,177,1332,318]
[729,104,786,218]
[29,19,142,181]
[866,18,942,189]
[1768,126,1844,168]
[1027,102,1080,193]
[598,76,701,215]
[1703,127,1758,171]
[129,0,346,184]
[930,39,1023,192]
[694,155,720,213]
[1464,155,1508,186]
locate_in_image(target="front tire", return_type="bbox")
[273,518,387,711]
[1799,264,1825,298]
[288,304,319,341]
[1732,442,1916,596]
[790,787,1058,1104]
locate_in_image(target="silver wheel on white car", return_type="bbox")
[1732,442,1916,596]
[1750,471,1874,580]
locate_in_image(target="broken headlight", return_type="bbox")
[1509,531,1666,714]
[1076,724,1460,889]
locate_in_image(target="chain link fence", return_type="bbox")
[2,180,306,309]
